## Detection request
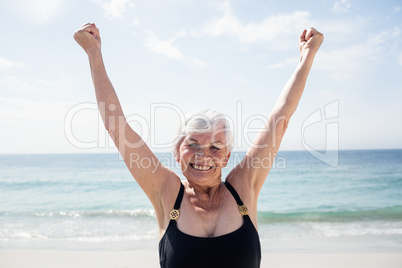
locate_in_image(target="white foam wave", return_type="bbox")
[33,209,156,218]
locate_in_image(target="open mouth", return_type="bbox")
[190,164,213,171]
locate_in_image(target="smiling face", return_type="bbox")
[175,126,231,186]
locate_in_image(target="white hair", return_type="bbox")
[173,109,233,157]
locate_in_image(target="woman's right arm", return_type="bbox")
[73,23,179,219]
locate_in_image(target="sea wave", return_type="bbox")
[32,209,156,219]
[26,206,402,222]
[257,205,402,223]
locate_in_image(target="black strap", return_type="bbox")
[224,181,244,206]
[174,181,243,208]
[173,183,185,210]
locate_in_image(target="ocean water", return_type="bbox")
[1,150,402,252]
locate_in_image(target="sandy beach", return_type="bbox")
[1,250,402,268]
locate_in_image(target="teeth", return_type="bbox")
[192,164,211,171]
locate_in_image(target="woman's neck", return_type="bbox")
[185,180,225,212]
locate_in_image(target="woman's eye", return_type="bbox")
[211,146,220,150]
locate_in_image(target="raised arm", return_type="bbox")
[73,23,178,217]
[232,27,324,193]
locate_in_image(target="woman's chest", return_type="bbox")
[176,195,244,237]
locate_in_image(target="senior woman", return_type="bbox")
[74,23,323,268]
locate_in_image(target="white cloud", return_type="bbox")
[0,96,111,154]
[0,56,26,70]
[171,30,188,42]
[18,0,63,25]
[266,63,285,70]
[0,96,68,122]
[103,0,134,20]
[234,77,247,84]
[398,53,402,66]
[189,30,202,38]
[315,29,398,81]
[201,2,312,46]
[391,27,400,38]
[132,17,140,26]
[265,57,299,70]
[190,58,208,68]
[393,6,400,13]
[318,17,366,45]
[143,30,185,60]
[367,30,392,47]
[0,75,54,94]
[143,30,208,69]
[315,45,372,80]
[331,0,352,14]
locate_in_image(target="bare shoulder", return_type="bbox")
[225,168,259,227]
[156,172,182,230]
[225,167,256,211]
[160,173,182,207]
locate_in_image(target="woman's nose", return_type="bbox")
[196,147,210,157]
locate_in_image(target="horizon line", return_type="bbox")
[1,147,402,156]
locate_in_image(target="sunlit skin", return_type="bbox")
[173,127,242,237]
[74,22,324,239]
[175,127,231,191]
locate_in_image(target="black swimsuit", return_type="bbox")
[159,181,261,268]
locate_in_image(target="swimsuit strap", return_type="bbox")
[170,181,248,220]
[169,182,184,221]
[224,181,243,205]
[224,181,249,216]
[174,182,185,209]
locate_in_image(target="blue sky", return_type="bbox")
[0,0,401,154]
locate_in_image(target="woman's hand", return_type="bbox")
[299,27,324,56]
[73,23,101,55]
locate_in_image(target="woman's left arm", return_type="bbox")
[234,27,324,194]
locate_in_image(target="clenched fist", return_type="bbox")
[299,27,324,55]
[73,23,102,55]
